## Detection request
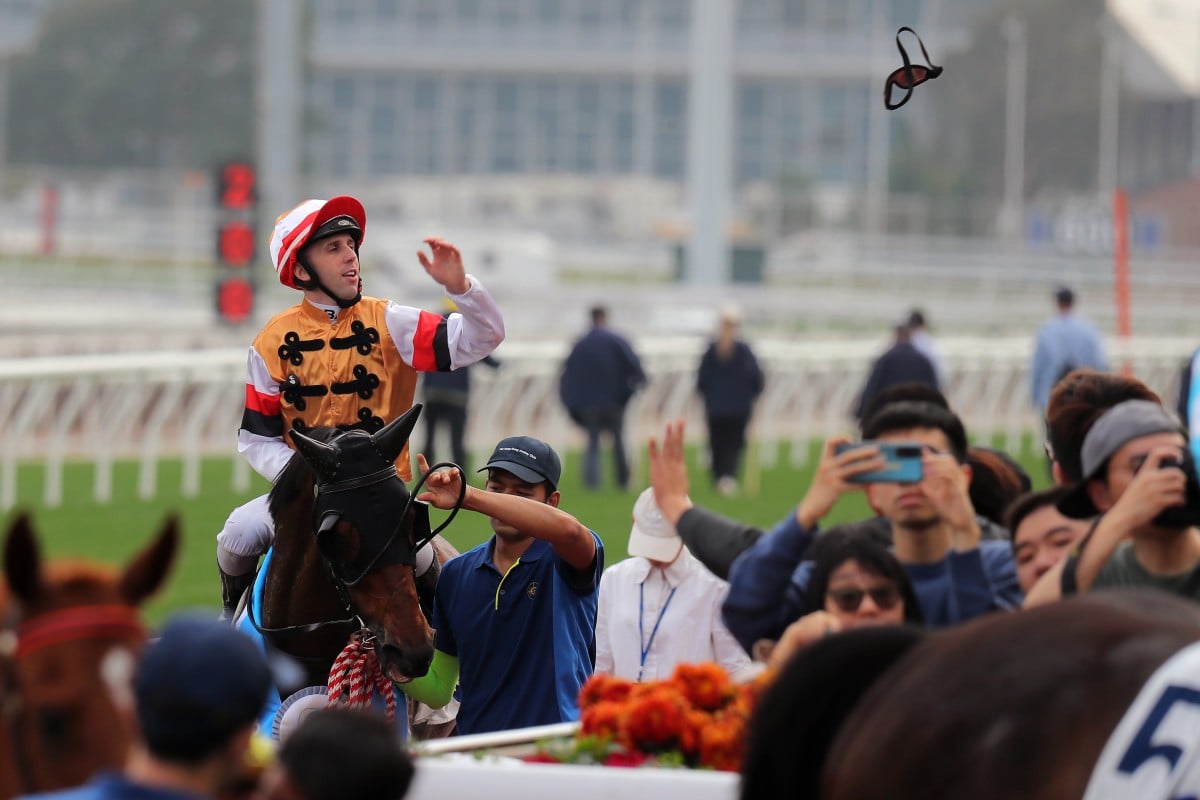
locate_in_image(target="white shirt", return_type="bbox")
[595,549,754,683]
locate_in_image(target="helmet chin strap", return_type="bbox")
[297,252,363,309]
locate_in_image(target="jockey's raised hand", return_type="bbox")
[416,453,465,510]
[418,237,471,295]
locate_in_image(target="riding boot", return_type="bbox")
[219,566,254,624]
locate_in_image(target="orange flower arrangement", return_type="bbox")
[528,663,775,772]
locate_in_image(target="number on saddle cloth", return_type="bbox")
[1083,641,1200,799]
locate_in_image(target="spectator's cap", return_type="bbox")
[134,615,273,754]
[627,488,685,563]
[269,196,366,289]
[1057,400,1184,519]
[479,435,561,490]
[1055,285,1075,306]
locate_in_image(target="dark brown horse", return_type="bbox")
[0,512,178,799]
[255,404,458,727]
[743,590,1200,800]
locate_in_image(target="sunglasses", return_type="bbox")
[883,26,943,110]
[827,585,902,613]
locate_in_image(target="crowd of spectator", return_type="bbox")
[28,281,1200,799]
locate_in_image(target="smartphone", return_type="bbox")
[834,441,924,483]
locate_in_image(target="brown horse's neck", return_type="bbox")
[261,507,359,688]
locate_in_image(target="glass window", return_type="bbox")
[457,0,481,21]
[332,77,356,112]
[412,78,438,111]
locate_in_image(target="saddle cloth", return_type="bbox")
[1085,639,1200,800]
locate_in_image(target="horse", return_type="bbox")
[0,511,178,799]
[743,589,1200,800]
[253,403,459,737]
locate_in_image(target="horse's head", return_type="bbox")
[288,404,435,684]
[0,512,178,795]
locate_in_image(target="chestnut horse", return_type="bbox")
[253,404,458,734]
[744,590,1200,800]
[0,512,178,799]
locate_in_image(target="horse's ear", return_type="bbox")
[118,514,180,606]
[373,404,422,464]
[290,428,340,482]
[4,511,44,604]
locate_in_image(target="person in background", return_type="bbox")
[758,527,923,670]
[723,400,1021,652]
[1176,345,1200,468]
[595,488,754,683]
[1004,487,1090,594]
[559,305,646,491]
[1043,369,1159,485]
[853,324,938,421]
[420,297,502,470]
[1030,286,1107,416]
[251,708,413,800]
[1027,399,1200,607]
[21,615,272,800]
[906,308,946,388]
[697,306,765,496]
[400,436,603,734]
[966,446,1031,528]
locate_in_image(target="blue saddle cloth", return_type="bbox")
[237,548,409,741]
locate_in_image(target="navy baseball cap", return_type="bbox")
[479,435,562,490]
[135,615,273,757]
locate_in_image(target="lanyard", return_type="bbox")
[637,580,677,683]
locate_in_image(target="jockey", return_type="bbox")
[216,195,505,619]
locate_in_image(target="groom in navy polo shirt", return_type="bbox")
[401,435,604,734]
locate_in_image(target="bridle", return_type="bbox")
[248,457,465,639]
[1,603,144,794]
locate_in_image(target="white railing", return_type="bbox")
[1,336,1194,509]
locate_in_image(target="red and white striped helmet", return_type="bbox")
[268,196,367,289]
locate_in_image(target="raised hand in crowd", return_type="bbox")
[648,419,693,525]
[920,449,982,553]
[794,437,887,529]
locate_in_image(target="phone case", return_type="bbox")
[834,442,924,483]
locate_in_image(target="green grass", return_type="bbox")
[2,438,1050,625]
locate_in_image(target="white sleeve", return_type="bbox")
[237,345,293,482]
[710,581,756,680]
[383,273,506,371]
[594,568,615,676]
[237,430,293,483]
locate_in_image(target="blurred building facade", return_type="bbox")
[294,0,998,232]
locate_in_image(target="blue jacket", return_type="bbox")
[1030,312,1107,411]
[559,326,645,414]
[697,340,764,418]
[721,512,1023,652]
